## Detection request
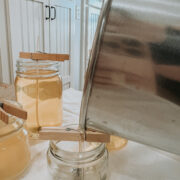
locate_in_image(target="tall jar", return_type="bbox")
[0,112,31,179]
[15,59,62,134]
[47,140,109,180]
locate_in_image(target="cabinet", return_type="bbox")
[6,0,75,88]
[7,0,48,76]
[49,0,75,89]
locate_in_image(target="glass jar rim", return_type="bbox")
[16,58,60,67]
[49,140,105,164]
[16,58,60,78]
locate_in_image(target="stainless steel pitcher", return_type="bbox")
[80,0,180,155]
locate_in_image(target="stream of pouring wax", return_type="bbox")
[0,118,30,179]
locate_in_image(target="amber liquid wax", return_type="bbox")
[0,121,30,179]
[15,71,62,133]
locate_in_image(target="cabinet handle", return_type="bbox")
[45,5,50,20]
[51,6,56,20]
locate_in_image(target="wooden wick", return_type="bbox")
[19,52,70,62]
[39,127,110,143]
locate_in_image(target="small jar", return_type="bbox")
[0,111,30,179]
[15,59,62,134]
[47,140,109,180]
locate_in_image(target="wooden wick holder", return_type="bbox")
[39,127,110,143]
[19,52,70,61]
[0,102,27,124]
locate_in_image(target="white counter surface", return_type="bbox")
[19,88,180,180]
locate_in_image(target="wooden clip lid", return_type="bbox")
[19,52,70,62]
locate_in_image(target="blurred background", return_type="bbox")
[0,0,104,90]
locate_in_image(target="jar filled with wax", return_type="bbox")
[0,111,30,179]
[47,140,109,180]
[15,59,62,135]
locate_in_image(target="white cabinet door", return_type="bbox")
[50,0,75,89]
[7,0,50,78]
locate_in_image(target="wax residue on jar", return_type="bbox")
[15,70,62,133]
[0,117,30,179]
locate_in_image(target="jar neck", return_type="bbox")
[49,141,106,165]
[16,59,60,78]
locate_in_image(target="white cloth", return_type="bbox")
[19,88,180,180]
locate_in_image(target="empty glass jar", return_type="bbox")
[0,108,30,179]
[47,140,109,180]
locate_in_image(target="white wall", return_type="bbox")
[79,0,103,90]
[73,0,81,90]
[0,0,12,84]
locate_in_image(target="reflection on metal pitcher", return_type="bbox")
[80,0,180,155]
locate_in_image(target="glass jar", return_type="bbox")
[0,112,31,179]
[47,140,109,180]
[15,59,62,134]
